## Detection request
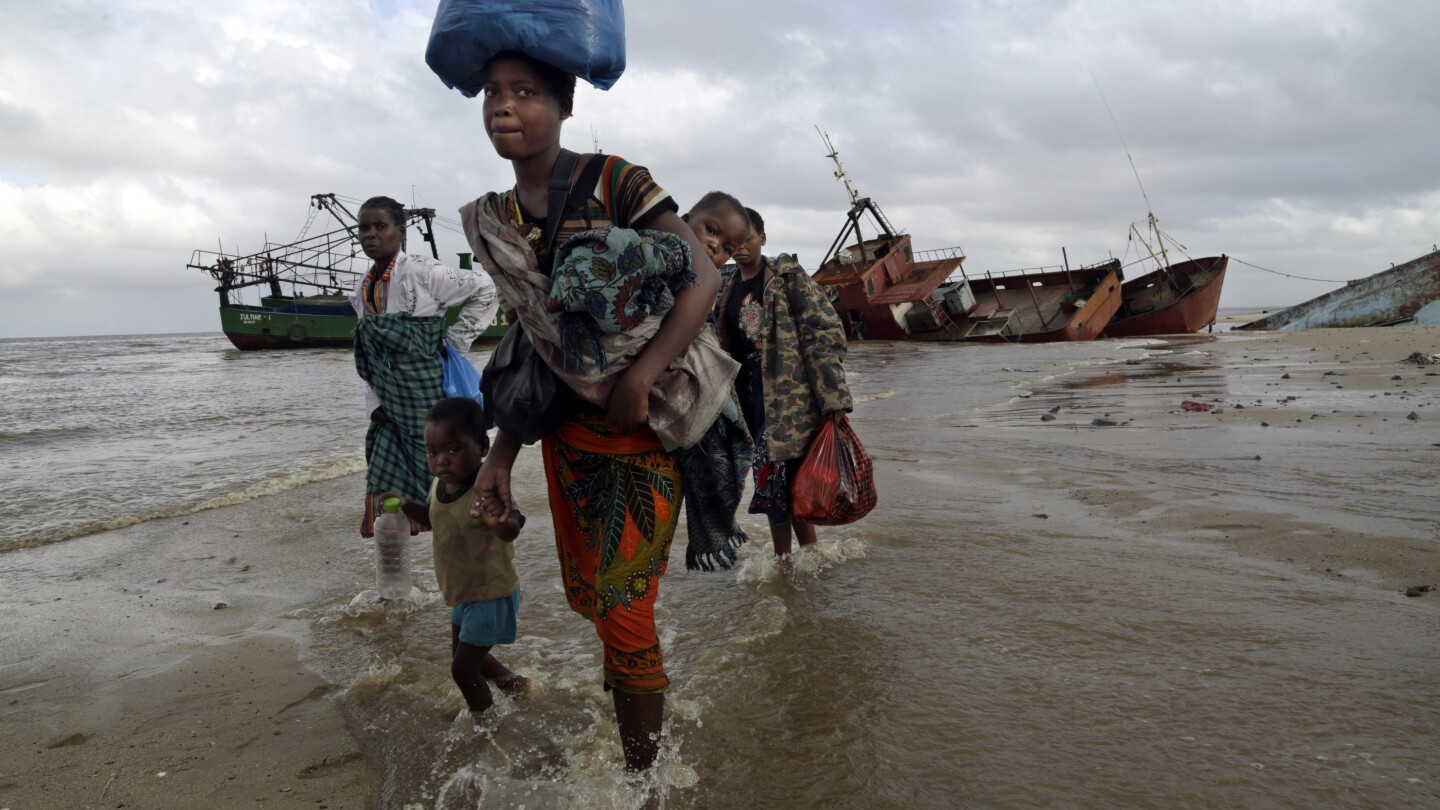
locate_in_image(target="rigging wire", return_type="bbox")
[1092,73,1153,219]
[1089,81,1353,288]
[1228,256,1352,284]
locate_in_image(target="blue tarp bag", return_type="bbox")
[438,345,485,410]
[426,0,626,95]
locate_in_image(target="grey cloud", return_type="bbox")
[3,0,1439,336]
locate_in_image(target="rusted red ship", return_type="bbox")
[1101,215,1229,338]
[942,258,1124,342]
[808,132,1122,342]
[1103,256,1228,337]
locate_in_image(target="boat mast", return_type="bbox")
[819,127,861,205]
[412,207,439,260]
[1130,221,1166,268]
[1094,75,1173,272]
[314,194,360,240]
[816,127,901,267]
[1148,211,1171,270]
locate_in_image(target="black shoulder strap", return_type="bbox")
[542,149,580,255]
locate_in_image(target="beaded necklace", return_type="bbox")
[511,190,546,256]
[364,257,395,314]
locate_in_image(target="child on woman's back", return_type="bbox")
[403,397,530,715]
[681,191,752,270]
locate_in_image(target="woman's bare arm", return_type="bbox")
[603,209,722,431]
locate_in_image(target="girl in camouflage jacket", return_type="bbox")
[713,207,853,558]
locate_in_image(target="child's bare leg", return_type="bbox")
[450,634,496,714]
[480,653,531,696]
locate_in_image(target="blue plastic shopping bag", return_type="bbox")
[438,345,484,410]
[426,0,626,95]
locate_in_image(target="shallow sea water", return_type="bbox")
[4,332,1436,808]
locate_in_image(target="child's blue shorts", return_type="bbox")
[451,589,521,647]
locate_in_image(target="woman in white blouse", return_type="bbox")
[350,196,499,418]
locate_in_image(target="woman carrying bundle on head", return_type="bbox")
[714,207,853,561]
[453,49,750,771]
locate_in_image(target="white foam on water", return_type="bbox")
[2,455,367,553]
[344,661,406,699]
[733,535,870,586]
[852,389,895,404]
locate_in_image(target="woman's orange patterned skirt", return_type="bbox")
[542,416,682,694]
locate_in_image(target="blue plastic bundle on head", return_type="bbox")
[426,0,626,95]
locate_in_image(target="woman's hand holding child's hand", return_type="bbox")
[472,456,512,524]
[475,499,507,529]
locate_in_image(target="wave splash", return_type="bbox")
[0,456,367,553]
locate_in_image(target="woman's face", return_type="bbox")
[732,228,767,271]
[358,207,402,264]
[482,58,567,162]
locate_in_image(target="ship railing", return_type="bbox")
[912,246,966,264]
[187,246,365,296]
[188,216,373,289]
[955,263,1066,281]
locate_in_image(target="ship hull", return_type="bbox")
[1236,249,1440,330]
[1102,256,1229,338]
[219,303,506,351]
[908,261,1124,343]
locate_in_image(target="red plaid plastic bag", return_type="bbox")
[792,414,877,525]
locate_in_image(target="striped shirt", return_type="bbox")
[504,154,678,275]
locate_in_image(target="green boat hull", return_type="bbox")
[219,304,507,350]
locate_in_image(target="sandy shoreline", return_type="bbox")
[1,325,1436,808]
[1003,326,1440,592]
[0,476,378,809]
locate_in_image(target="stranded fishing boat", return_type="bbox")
[1235,247,1440,330]
[1101,214,1228,338]
[809,131,1121,342]
[1103,255,1228,337]
[188,194,505,350]
[933,257,1124,342]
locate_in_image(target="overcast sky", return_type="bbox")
[3,0,1438,338]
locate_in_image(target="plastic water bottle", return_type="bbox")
[374,497,411,600]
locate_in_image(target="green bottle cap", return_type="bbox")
[382,497,401,513]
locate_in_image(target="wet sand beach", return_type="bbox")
[972,325,1440,592]
[0,476,379,808]
[1,326,1436,808]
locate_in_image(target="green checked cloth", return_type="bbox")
[354,313,446,503]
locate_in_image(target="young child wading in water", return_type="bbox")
[402,397,530,716]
